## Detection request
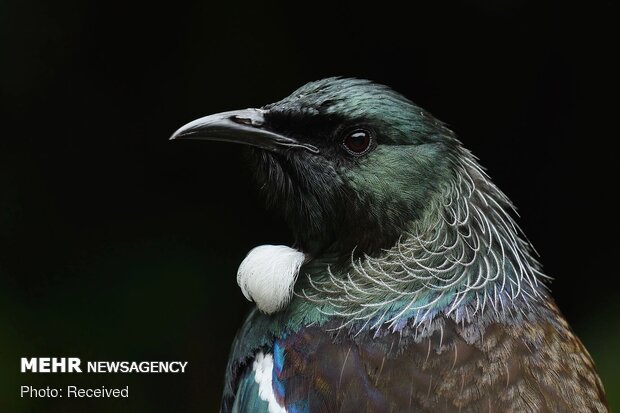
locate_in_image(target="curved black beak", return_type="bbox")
[170,108,319,154]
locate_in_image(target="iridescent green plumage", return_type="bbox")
[173,78,608,412]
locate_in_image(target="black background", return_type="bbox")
[1,0,617,412]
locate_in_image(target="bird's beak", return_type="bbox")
[170,108,319,154]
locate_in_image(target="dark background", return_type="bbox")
[1,0,617,411]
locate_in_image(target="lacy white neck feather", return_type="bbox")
[300,150,550,331]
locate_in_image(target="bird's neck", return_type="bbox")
[298,151,550,332]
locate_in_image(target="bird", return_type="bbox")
[171,78,608,412]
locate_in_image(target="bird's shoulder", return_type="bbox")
[222,300,608,413]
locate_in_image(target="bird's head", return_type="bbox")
[172,78,460,259]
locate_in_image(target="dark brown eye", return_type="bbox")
[342,129,373,155]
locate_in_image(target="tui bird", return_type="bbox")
[172,78,608,412]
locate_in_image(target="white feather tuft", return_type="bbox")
[252,352,287,413]
[237,245,306,314]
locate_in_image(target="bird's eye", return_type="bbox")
[342,129,373,156]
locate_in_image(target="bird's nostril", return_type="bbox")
[231,116,262,127]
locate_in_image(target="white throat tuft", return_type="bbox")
[237,245,306,314]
